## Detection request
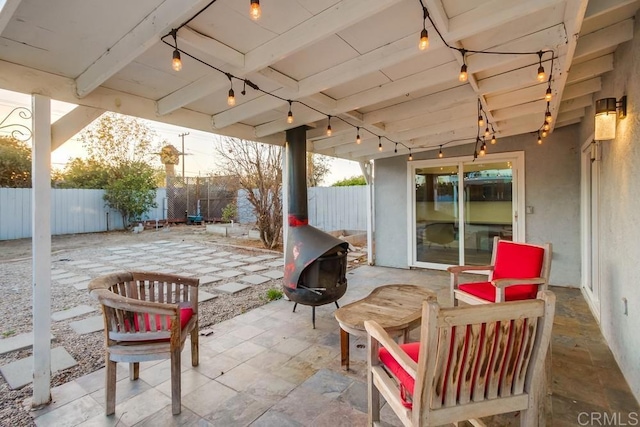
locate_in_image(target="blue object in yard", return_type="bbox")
[187,215,203,224]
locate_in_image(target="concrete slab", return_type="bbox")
[52,272,76,281]
[198,290,218,303]
[165,260,190,266]
[174,244,195,249]
[58,276,91,286]
[229,254,251,260]
[0,347,77,389]
[155,268,177,275]
[219,261,246,268]
[138,264,163,271]
[241,264,268,272]
[172,253,193,259]
[199,276,222,285]
[52,305,96,322]
[261,270,284,280]
[154,240,171,244]
[69,316,104,335]
[0,332,55,355]
[102,255,125,261]
[211,251,232,257]
[111,250,134,255]
[195,266,222,274]
[214,282,250,295]
[216,270,244,278]
[265,260,284,267]
[72,280,91,291]
[66,260,93,266]
[177,263,205,270]
[75,263,104,269]
[189,256,213,262]
[106,247,128,251]
[240,275,271,285]
[205,258,230,265]
[178,272,196,277]
[241,256,266,263]
[256,254,281,260]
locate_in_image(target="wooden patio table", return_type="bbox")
[334,284,435,370]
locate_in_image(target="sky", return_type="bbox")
[0,88,361,186]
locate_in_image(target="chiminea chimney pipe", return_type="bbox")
[285,126,308,226]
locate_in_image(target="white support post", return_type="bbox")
[31,94,52,407]
[360,161,375,266]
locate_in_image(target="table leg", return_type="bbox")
[340,328,349,371]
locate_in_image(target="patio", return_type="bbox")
[29,265,639,426]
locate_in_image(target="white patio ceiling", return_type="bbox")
[0,0,638,162]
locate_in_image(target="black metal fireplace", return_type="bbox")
[283,126,348,328]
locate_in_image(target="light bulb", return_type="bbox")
[356,130,361,144]
[478,115,484,127]
[459,64,468,82]
[537,135,543,144]
[545,111,552,123]
[227,88,236,106]
[537,65,546,82]
[172,50,182,72]
[542,129,548,138]
[419,29,429,50]
[250,0,261,20]
[438,149,443,158]
[543,122,550,131]
[287,110,293,124]
[480,142,486,156]
[545,87,552,102]
[378,138,382,151]
[491,135,497,144]
[409,152,413,161]
[326,125,332,137]
[484,127,490,138]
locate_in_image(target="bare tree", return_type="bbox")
[306,152,332,187]
[215,137,283,249]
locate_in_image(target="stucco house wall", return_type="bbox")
[374,124,581,286]
[578,19,640,401]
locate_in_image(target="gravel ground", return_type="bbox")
[0,225,288,427]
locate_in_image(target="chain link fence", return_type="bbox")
[165,176,238,223]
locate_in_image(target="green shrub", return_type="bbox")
[221,202,237,222]
[265,288,284,301]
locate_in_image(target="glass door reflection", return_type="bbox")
[415,165,460,265]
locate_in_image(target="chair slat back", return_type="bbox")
[89,272,199,342]
[488,238,552,283]
[414,292,553,423]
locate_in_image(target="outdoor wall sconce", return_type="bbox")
[595,96,627,140]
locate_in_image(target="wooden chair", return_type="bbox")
[88,272,199,415]
[448,237,552,305]
[365,291,556,427]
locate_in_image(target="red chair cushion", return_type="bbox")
[130,306,194,332]
[378,342,421,406]
[492,241,545,280]
[459,281,538,302]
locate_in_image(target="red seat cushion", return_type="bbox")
[130,306,194,332]
[378,342,421,406]
[459,241,545,302]
[492,241,544,280]
[459,281,538,302]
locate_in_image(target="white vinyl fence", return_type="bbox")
[0,188,167,240]
[238,186,367,232]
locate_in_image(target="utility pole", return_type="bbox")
[178,132,189,179]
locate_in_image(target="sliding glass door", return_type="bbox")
[410,153,524,269]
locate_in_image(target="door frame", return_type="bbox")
[407,151,526,270]
[580,134,601,322]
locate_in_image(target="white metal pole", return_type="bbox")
[360,161,374,265]
[31,94,52,407]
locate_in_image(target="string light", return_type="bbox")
[287,100,294,124]
[226,73,235,106]
[394,143,398,154]
[543,122,550,131]
[378,137,383,151]
[537,132,543,144]
[438,145,443,158]
[356,127,361,144]
[478,115,484,128]
[171,30,182,72]
[459,50,468,82]
[484,127,490,138]
[491,135,497,145]
[409,149,413,161]
[480,141,487,156]
[545,86,552,102]
[419,7,429,50]
[326,116,332,136]
[542,129,548,138]
[545,111,552,123]
[250,0,261,21]
[537,51,546,82]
